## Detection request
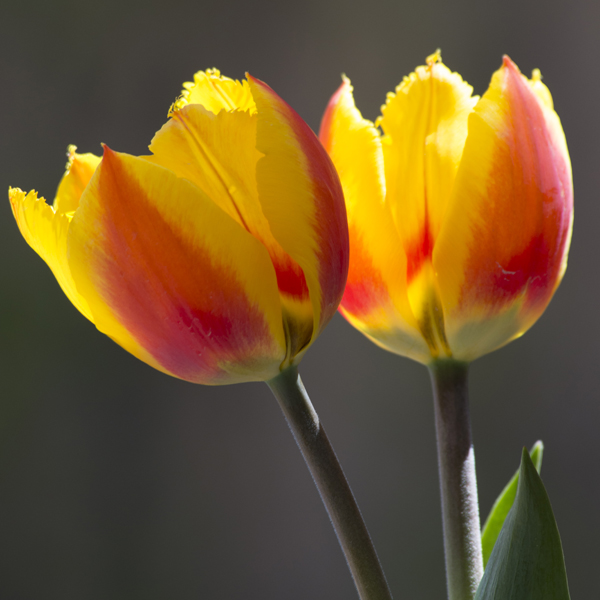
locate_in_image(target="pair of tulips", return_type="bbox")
[10,53,572,379]
[10,52,573,600]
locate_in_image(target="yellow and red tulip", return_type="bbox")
[320,52,573,364]
[10,70,349,384]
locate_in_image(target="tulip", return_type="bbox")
[10,69,349,385]
[10,70,393,600]
[320,52,573,600]
[319,52,573,365]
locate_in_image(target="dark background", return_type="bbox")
[1,0,598,598]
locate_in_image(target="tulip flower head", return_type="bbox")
[10,70,349,384]
[320,51,572,364]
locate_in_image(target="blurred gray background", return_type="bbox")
[0,0,597,598]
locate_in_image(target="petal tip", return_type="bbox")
[246,73,262,86]
[502,55,519,72]
[98,144,120,173]
[327,76,353,110]
[319,77,354,147]
[63,144,86,173]
[500,55,527,88]
[246,73,275,101]
[65,144,77,165]
[426,48,442,66]
[101,143,115,157]
[8,186,30,205]
[337,75,353,100]
[8,187,22,209]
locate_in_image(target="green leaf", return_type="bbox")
[481,441,544,566]
[474,449,570,600]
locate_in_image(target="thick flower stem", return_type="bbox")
[267,366,393,600]
[429,360,483,600]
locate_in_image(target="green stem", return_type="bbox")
[267,365,393,600]
[429,360,483,600]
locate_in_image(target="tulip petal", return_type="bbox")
[377,52,478,284]
[527,68,573,283]
[54,145,101,214]
[319,77,429,362]
[68,147,286,384]
[249,75,349,354]
[434,57,573,360]
[148,105,264,231]
[172,68,256,114]
[9,147,100,321]
[148,102,314,361]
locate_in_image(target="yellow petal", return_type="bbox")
[319,77,429,362]
[68,147,286,384]
[378,54,477,277]
[249,74,349,357]
[148,105,265,236]
[53,145,101,215]
[9,146,100,322]
[171,68,256,114]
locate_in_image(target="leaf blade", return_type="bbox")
[475,448,570,600]
[481,441,543,566]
